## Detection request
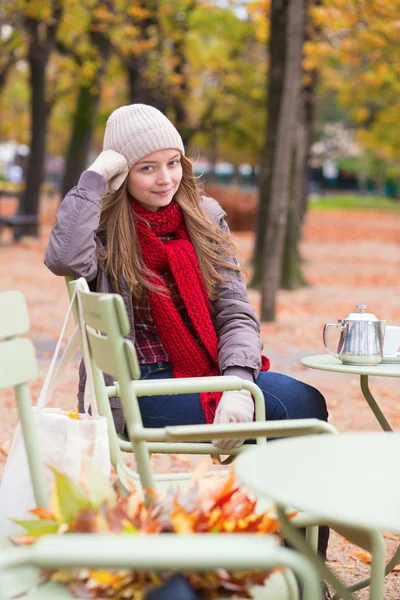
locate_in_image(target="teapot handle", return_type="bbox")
[323,323,344,358]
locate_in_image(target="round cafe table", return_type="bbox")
[235,432,400,600]
[301,354,400,432]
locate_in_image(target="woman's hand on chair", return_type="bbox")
[87,150,129,191]
[212,390,254,450]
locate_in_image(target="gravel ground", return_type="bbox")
[1,197,400,598]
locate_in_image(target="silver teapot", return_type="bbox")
[323,305,387,366]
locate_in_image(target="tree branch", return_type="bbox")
[55,40,83,66]
[0,48,17,91]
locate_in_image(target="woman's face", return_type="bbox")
[127,148,183,212]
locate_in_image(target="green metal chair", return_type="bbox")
[0,535,323,600]
[0,291,49,509]
[70,277,337,494]
[0,289,323,600]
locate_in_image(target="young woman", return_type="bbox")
[45,104,330,568]
[45,102,328,435]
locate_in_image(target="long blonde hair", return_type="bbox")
[98,154,241,302]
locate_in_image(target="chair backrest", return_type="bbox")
[64,279,131,478]
[76,286,155,489]
[65,279,154,489]
[0,292,37,389]
[0,291,49,508]
[0,291,30,339]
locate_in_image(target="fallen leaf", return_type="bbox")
[350,550,372,564]
[383,531,400,541]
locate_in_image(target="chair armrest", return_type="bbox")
[1,534,280,571]
[108,377,266,421]
[0,535,321,598]
[164,420,338,441]
[126,419,338,443]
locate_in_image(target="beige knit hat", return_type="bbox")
[103,104,185,168]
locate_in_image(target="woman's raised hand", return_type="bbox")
[212,389,254,450]
[87,149,129,191]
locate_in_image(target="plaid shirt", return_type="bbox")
[134,233,201,364]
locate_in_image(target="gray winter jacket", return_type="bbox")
[44,170,263,432]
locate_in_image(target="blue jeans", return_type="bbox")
[138,361,329,428]
[137,361,330,559]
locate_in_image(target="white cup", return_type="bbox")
[383,325,400,355]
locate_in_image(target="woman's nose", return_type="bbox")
[156,167,171,184]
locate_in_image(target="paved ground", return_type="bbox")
[1,196,400,597]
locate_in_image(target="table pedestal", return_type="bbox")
[360,376,393,431]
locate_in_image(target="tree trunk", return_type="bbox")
[18,8,63,238]
[169,38,190,144]
[281,69,316,289]
[125,0,165,111]
[280,153,306,290]
[18,47,50,236]
[127,59,166,111]
[260,0,306,321]
[0,53,16,94]
[61,12,111,197]
[167,1,196,145]
[300,69,317,221]
[61,86,102,197]
[251,0,288,288]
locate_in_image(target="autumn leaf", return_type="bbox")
[14,462,286,598]
[50,468,92,523]
[350,550,372,564]
[13,519,60,537]
[81,458,116,509]
[67,408,80,420]
[29,507,56,520]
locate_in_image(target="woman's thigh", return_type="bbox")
[255,371,329,421]
[137,364,328,427]
[138,363,207,428]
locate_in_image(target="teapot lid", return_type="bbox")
[342,305,379,321]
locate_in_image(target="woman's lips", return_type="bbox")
[152,189,172,197]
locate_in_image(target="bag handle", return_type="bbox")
[36,279,98,418]
[76,285,98,417]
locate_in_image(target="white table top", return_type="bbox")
[235,432,400,533]
[301,354,400,377]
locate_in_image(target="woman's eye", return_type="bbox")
[169,160,180,166]
[142,166,152,172]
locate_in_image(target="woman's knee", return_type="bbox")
[298,382,329,421]
[255,371,328,421]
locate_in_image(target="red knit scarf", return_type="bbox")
[130,199,269,423]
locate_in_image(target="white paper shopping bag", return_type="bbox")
[0,281,111,535]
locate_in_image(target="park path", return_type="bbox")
[1,197,400,597]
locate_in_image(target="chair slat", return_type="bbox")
[86,330,140,382]
[0,338,37,388]
[78,292,130,337]
[86,329,120,379]
[0,291,30,338]
[123,339,141,381]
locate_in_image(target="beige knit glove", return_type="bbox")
[87,149,129,191]
[212,390,254,450]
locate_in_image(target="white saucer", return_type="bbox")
[381,354,400,364]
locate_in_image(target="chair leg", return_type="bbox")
[306,525,319,553]
[272,547,322,600]
[340,543,400,598]
[332,528,386,600]
[281,568,301,599]
[277,506,355,600]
